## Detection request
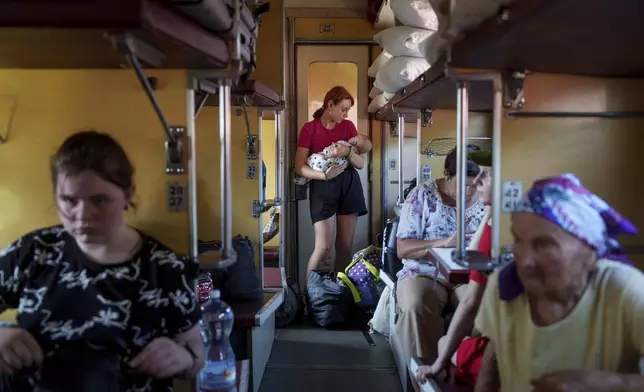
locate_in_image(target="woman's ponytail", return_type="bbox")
[312,107,325,119]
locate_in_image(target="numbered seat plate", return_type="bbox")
[501,181,523,213]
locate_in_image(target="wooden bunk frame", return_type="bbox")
[0,2,284,391]
[376,0,644,122]
[0,0,230,69]
[376,58,495,122]
[377,1,644,391]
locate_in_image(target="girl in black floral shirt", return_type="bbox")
[0,131,203,391]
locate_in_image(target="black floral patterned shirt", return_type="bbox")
[0,226,201,391]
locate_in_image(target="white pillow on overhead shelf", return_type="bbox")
[389,0,442,31]
[373,26,436,58]
[368,51,393,78]
[368,94,390,113]
[369,86,383,99]
[374,56,431,94]
[383,91,395,100]
[370,86,399,100]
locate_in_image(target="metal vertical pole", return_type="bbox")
[381,121,389,225]
[286,16,297,281]
[397,113,405,204]
[455,81,469,258]
[187,86,199,263]
[219,84,236,265]
[274,110,281,203]
[257,109,264,291]
[258,111,266,202]
[491,81,503,261]
[416,116,422,184]
[277,110,288,288]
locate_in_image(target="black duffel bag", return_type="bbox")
[199,235,262,303]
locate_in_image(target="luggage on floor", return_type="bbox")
[306,270,355,327]
[369,285,392,337]
[344,245,384,308]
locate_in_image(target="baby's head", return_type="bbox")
[348,134,371,154]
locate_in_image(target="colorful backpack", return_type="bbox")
[337,245,383,308]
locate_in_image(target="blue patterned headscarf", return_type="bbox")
[498,173,638,302]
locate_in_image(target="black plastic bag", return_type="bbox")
[306,270,354,327]
[199,235,262,303]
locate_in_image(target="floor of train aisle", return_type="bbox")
[259,325,402,392]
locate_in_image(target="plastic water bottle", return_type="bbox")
[199,290,237,392]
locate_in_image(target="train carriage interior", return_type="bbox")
[0,0,643,391]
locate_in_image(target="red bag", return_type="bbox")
[455,336,490,386]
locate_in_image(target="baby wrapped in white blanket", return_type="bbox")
[294,135,370,186]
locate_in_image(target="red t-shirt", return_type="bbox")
[469,223,492,286]
[297,118,358,154]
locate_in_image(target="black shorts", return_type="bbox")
[309,167,368,224]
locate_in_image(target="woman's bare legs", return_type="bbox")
[305,216,335,281]
[335,213,358,273]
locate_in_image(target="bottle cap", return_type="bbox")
[209,290,220,299]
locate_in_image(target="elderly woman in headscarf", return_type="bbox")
[474,173,644,392]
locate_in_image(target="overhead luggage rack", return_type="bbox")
[449,0,644,77]
[423,137,492,158]
[375,60,495,122]
[162,0,261,65]
[376,0,644,121]
[0,0,232,69]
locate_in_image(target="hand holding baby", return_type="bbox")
[324,142,351,158]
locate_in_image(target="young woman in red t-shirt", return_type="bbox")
[416,154,493,386]
[295,86,372,279]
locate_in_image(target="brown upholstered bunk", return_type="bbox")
[0,0,233,69]
[450,0,644,77]
[375,0,644,121]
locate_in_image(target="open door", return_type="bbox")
[295,45,371,287]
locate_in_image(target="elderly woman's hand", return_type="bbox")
[325,143,350,158]
[415,359,450,384]
[531,370,622,392]
[129,337,194,379]
[437,218,474,248]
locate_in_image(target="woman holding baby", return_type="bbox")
[295,86,372,281]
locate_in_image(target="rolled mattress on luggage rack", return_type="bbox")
[162,0,257,63]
